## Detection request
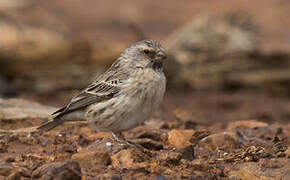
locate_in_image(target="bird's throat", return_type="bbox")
[152,61,163,70]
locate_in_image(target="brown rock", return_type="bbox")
[72,149,110,168]
[199,131,243,151]
[178,145,195,161]
[227,120,268,130]
[167,129,196,149]
[33,160,82,180]
[111,148,148,170]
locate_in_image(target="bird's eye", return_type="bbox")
[143,49,150,54]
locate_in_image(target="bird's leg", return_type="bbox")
[111,132,125,143]
[110,132,145,152]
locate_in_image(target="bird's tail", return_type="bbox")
[37,115,65,131]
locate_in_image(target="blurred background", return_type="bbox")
[0,0,290,126]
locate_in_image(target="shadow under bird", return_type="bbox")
[37,40,167,135]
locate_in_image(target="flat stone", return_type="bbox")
[167,129,196,149]
[0,98,57,121]
[72,149,110,168]
[199,131,243,151]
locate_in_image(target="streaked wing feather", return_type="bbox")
[54,82,120,116]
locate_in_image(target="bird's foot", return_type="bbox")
[110,132,145,152]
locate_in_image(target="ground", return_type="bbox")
[0,90,289,179]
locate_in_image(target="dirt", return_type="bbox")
[0,90,289,179]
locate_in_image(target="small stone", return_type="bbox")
[72,149,110,168]
[167,129,195,149]
[106,142,112,147]
[111,148,147,170]
[178,145,195,161]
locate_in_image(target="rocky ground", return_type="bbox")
[0,92,289,180]
[0,1,289,179]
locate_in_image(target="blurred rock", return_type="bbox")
[190,171,209,180]
[7,171,20,180]
[173,109,206,128]
[166,12,258,89]
[227,120,268,131]
[229,159,289,180]
[32,160,82,180]
[0,98,56,124]
[0,163,14,177]
[272,136,287,157]
[0,75,17,98]
[166,13,290,93]
[178,145,195,161]
[0,140,8,153]
[199,131,245,151]
[72,149,110,168]
[155,176,170,180]
[0,6,124,95]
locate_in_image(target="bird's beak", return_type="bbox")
[155,51,167,61]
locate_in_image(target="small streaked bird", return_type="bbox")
[37,40,166,134]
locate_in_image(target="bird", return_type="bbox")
[37,40,167,135]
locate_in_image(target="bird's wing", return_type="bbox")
[52,63,129,116]
[52,82,120,116]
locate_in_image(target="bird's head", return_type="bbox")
[121,40,167,70]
